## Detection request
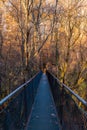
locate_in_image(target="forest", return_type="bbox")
[0,0,87,104]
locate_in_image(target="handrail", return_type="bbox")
[0,72,40,106]
[62,83,87,107]
[47,71,87,107]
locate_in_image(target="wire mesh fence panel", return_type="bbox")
[47,72,87,130]
[0,71,42,130]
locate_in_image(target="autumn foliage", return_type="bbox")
[0,0,87,104]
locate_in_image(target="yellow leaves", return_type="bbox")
[61,71,65,79]
[34,0,40,4]
[82,62,87,71]
[63,63,67,72]
[78,82,86,103]
[42,12,47,19]
[59,27,65,32]
[77,77,84,85]
[61,63,67,78]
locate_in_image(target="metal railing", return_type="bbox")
[47,71,87,130]
[47,71,87,108]
[0,72,40,106]
[0,71,42,130]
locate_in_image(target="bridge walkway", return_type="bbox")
[26,74,61,130]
